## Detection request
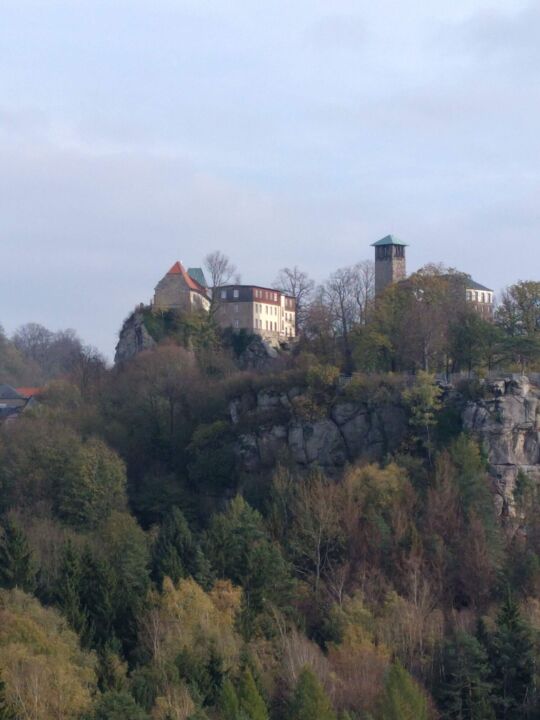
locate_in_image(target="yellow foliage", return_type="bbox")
[151,681,195,720]
[0,589,97,720]
[142,577,242,670]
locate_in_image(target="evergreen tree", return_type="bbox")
[55,539,86,634]
[79,546,116,649]
[219,679,240,720]
[377,662,428,720]
[238,668,268,720]
[0,670,15,720]
[92,691,149,720]
[0,518,36,592]
[435,631,494,719]
[289,667,336,720]
[151,507,197,587]
[489,594,536,719]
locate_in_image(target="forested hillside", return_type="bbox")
[0,271,539,719]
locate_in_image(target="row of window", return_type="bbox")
[254,289,279,302]
[467,290,493,304]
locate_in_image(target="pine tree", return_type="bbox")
[377,662,428,720]
[0,670,15,720]
[435,631,494,719]
[289,667,336,720]
[238,668,269,720]
[79,546,116,648]
[0,518,36,592]
[489,594,536,719]
[219,679,240,720]
[151,507,197,587]
[55,539,86,634]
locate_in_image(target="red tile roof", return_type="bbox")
[167,261,207,295]
[15,387,43,399]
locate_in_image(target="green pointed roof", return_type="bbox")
[187,267,208,288]
[371,234,408,247]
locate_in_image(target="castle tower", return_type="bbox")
[372,235,407,295]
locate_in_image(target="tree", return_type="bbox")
[219,679,240,720]
[496,281,540,336]
[0,588,97,720]
[78,547,116,649]
[92,691,149,720]
[402,372,442,464]
[274,266,315,333]
[289,667,336,720]
[55,540,86,635]
[376,662,428,720]
[489,593,536,719]
[238,668,268,720]
[0,518,36,592]
[55,437,127,529]
[0,669,15,720]
[204,251,239,316]
[205,497,293,624]
[435,631,494,720]
[151,507,197,587]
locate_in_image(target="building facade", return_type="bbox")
[153,261,210,313]
[465,278,495,319]
[215,285,296,343]
[372,235,407,295]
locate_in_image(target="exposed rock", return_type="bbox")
[463,374,540,517]
[115,309,156,364]
[232,386,407,472]
[237,336,281,371]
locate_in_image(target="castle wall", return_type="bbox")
[153,274,192,312]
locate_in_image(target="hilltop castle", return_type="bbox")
[151,237,494,342]
[153,261,297,343]
[373,234,494,318]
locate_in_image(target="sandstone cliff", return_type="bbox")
[230,384,408,473]
[231,375,540,521]
[114,309,156,364]
[463,375,540,518]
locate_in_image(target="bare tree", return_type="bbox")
[273,266,315,333]
[351,260,375,326]
[323,266,358,373]
[204,251,240,315]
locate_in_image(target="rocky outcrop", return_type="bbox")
[463,375,540,518]
[115,309,156,364]
[232,387,408,473]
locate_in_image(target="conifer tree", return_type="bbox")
[151,507,198,587]
[238,668,268,720]
[489,594,536,719]
[377,662,428,720]
[79,546,116,648]
[219,679,240,720]
[55,539,86,634]
[289,667,336,720]
[435,631,494,719]
[0,518,36,592]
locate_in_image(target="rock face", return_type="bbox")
[232,387,408,473]
[463,375,540,518]
[115,310,156,364]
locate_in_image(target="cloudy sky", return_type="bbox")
[1,0,539,358]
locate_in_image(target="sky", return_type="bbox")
[1,0,539,359]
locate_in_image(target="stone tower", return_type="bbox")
[372,235,407,295]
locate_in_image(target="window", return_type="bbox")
[265,306,268,314]
[235,304,239,313]
[233,289,239,298]
[234,320,239,328]
[221,290,227,299]
[274,293,278,302]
